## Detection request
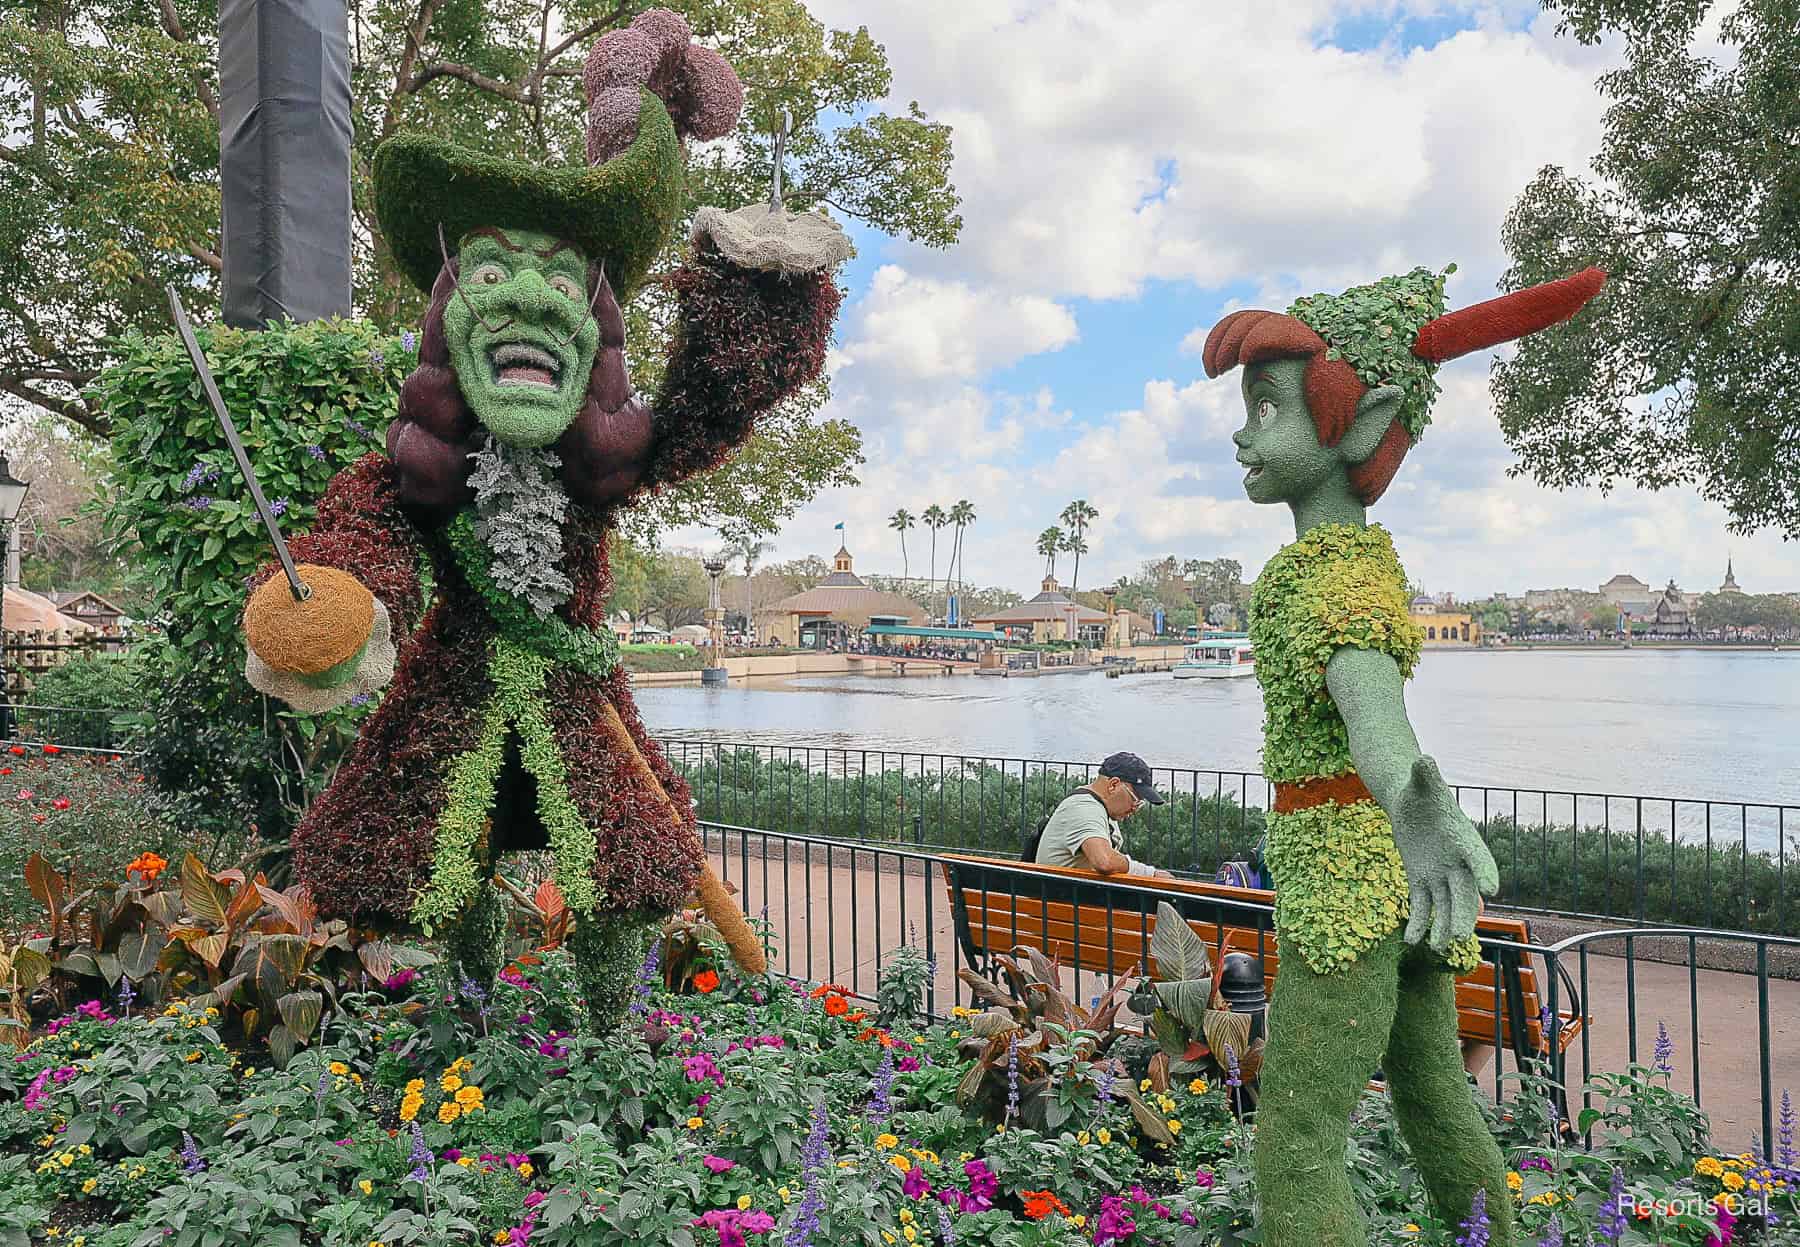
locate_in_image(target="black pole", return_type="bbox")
[218,0,353,328]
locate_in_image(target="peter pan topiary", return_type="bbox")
[239,9,849,1025]
[1203,262,1607,1247]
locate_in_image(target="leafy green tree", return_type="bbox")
[0,0,958,536]
[641,549,709,630]
[1495,0,1799,537]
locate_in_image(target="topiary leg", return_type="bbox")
[1384,944,1516,1246]
[569,907,658,1030]
[444,876,509,991]
[1253,934,1402,1247]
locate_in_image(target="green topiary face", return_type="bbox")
[1233,358,1343,507]
[446,227,601,449]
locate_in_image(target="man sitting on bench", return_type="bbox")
[1032,752,1171,879]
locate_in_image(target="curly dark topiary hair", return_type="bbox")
[385,257,653,513]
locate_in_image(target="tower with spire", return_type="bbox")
[1720,558,1744,595]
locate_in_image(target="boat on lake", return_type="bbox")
[1172,636,1255,680]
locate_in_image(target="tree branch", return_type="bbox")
[188,245,223,274]
[0,378,104,437]
[156,0,220,126]
[382,0,445,140]
[408,61,529,101]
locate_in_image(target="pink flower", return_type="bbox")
[897,1055,920,1072]
[524,1191,547,1209]
[15,788,33,801]
[1194,1168,1215,1188]
[902,1166,931,1199]
[702,1155,736,1174]
[739,1210,774,1233]
[51,797,70,811]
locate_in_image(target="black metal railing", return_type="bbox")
[664,738,1800,937]
[1,704,139,753]
[702,821,1798,1149]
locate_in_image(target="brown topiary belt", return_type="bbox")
[1272,772,1375,814]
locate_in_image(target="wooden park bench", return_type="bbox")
[938,852,1588,1094]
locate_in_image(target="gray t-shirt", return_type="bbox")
[1035,790,1122,869]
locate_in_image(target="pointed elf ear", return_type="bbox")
[1339,385,1403,466]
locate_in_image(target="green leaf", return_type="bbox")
[276,989,322,1041]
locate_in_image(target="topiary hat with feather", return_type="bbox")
[373,9,743,301]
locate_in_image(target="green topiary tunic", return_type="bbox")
[1250,524,1478,974]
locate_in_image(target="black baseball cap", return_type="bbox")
[1099,752,1165,805]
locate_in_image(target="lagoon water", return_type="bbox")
[635,647,1800,809]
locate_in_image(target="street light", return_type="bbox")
[701,556,728,686]
[0,453,32,738]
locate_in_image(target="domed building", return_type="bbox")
[752,543,926,650]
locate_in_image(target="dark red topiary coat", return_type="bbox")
[260,243,840,928]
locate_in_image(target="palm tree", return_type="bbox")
[729,534,772,639]
[888,508,915,589]
[947,499,975,619]
[1059,500,1099,597]
[1036,527,1064,579]
[921,504,948,619]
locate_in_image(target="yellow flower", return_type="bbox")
[1403,1225,1421,1234]
[440,1073,464,1093]
[360,1178,374,1195]
[437,1101,461,1124]
[687,1116,705,1130]
[1071,1215,1086,1229]
[903,1228,916,1243]
[899,1210,914,1224]
[240,1067,253,1077]
[494,1233,510,1245]
[457,1157,474,1167]
[951,1006,977,1018]
[889,1155,912,1173]
[405,1078,425,1094]
[185,1050,202,1063]
[78,1144,91,1155]
[1077,1131,1091,1145]
[882,1234,895,1245]
[1098,1129,1112,1145]
[399,1095,423,1123]
[329,1061,350,1076]
[875,1133,899,1150]
[1167,1119,1182,1134]
[1139,1079,1153,1092]
[1506,1172,1523,1191]
[1721,1171,1746,1191]
[1696,1157,1725,1177]
[736,1195,753,1211]
[370,1241,385,1247]
[1188,1078,1208,1095]
[517,1162,534,1179]
[59,1153,75,1167]
[81,1177,98,1194]
[455,1085,484,1110]
[204,1007,218,1018]
[778,1186,792,1203]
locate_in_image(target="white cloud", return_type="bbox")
[841,265,1078,381]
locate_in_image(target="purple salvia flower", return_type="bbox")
[935,1205,956,1245]
[1653,1020,1673,1075]
[869,1049,896,1125]
[269,497,288,518]
[1004,1037,1020,1123]
[343,415,374,440]
[629,941,661,1020]
[316,1068,330,1105]
[406,1121,434,1182]
[185,495,213,511]
[1225,1042,1242,1089]
[1095,1066,1115,1103]
[1594,1166,1627,1242]
[1779,1088,1795,1169]
[117,974,136,1017]
[1534,1214,1563,1247]
[1455,1188,1490,1247]
[400,329,418,353]
[349,693,371,706]
[369,347,385,368]
[784,1098,830,1247]
[180,1131,205,1174]
[304,444,326,462]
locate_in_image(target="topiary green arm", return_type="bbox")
[1325,646,1498,953]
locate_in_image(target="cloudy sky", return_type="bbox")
[691,0,1800,601]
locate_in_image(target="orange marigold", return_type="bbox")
[1020,1190,1071,1221]
[693,970,720,994]
[126,852,169,883]
[823,995,849,1017]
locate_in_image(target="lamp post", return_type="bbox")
[1102,585,1118,650]
[0,454,32,739]
[702,556,728,686]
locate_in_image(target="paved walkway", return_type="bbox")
[705,833,1799,1147]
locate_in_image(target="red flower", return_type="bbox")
[7,745,23,755]
[51,797,70,811]
[1020,1190,1071,1221]
[692,970,720,994]
[42,745,60,755]
[0,767,10,775]
[823,995,849,1017]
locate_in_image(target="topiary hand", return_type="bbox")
[1388,755,1499,953]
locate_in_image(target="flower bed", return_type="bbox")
[0,940,1794,1247]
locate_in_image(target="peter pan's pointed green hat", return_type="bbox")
[372,9,744,301]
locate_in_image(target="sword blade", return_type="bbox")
[165,285,311,602]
